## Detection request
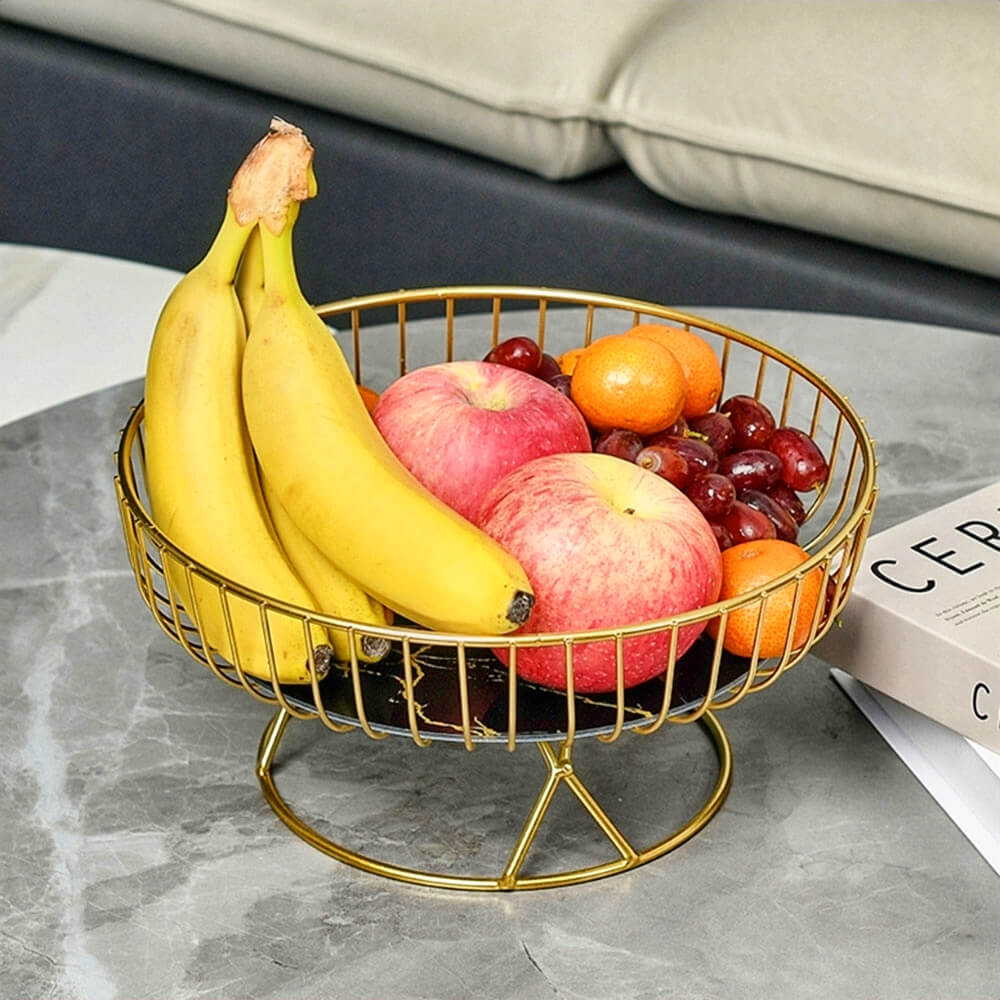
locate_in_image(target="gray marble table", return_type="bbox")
[2,244,999,1000]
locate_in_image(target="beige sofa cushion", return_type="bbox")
[4,0,671,179]
[606,0,1000,279]
[7,0,999,277]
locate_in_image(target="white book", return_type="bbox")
[816,482,1000,752]
[830,669,1000,876]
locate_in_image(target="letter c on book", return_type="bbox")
[870,559,934,593]
[972,682,991,721]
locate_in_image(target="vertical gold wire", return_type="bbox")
[706,624,756,711]
[134,409,148,490]
[115,484,143,595]
[673,627,721,724]
[214,587,277,705]
[180,562,214,670]
[351,309,362,384]
[305,618,353,733]
[719,338,733,396]
[257,601,318,719]
[634,625,680,734]
[143,526,168,619]
[753,352,768,399]
[537,299,548,353]
[779,368,795,427]
[491,296,502,346]
[584,304,595,346]
[806,557,835,645]
[809,388,824,438]
[345,636,388,740]
[763,576,811,686]
[156,546,191,649]
[456,642,474,751]
[822,502,875,634]
[562,640,577,750]
[745,596,767,685]
[397,302,407,375]
[216,584,250,685]
[507,645,518,752]
[401,636,432,747]
[259,604,301,716]
[128,517,154,609]
[805,421,854,550]
[597,634,626,743]
[445,296,455,361]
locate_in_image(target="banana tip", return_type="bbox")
[312,645,334,680]
[507,590,535,627]
[361,634,392,663]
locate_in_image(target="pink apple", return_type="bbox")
[372,360,591,522]
[478,452,723,692]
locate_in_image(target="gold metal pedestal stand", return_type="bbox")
[255,706,732,891]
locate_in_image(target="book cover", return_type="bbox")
[816,482,1000,752]
[830,669,1000,875]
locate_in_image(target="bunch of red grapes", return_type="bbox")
[484,335,830,550]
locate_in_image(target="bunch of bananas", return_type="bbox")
[142,120,534,684]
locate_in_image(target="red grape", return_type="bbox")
[595,428,645,463]
[659,415,689,438]
[535,352,563,383]
[765,482,808,525]
[635,445,690,490]
[769,426,830,491]
[711,521,735,551]
[687,473,736,521]
[687,411,736,457]
[483,336,541,373]
[718,448,782,492]
[645,435,717,477]
[721,500,778,543]
[739,488,799,542]
[720,394,776,449]
[548,373,573,399]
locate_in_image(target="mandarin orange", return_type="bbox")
[626,323,723,418]
[556,346,586,376]
[357,384,380,414]
[707,539,823,658]
[569,334,686,435]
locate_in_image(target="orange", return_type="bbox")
[626,323,723,418]
[707,539,823,658]
[569,334,686,435]
[357,384,380,414]
[556,346,586,376]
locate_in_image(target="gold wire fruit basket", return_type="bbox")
[115,286,877,891]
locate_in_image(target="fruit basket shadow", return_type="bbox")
[115,285,877,891]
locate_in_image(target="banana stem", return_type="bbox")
[259,220,302,303]
[201,204,256,286]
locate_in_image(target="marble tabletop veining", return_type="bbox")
[2,243,999,1000]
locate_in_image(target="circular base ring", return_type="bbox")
[255,708,733,891]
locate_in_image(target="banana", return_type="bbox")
[260,475,392,661]
[144,126,335,684]
[241,204,535,635]
[236,204,393,662]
